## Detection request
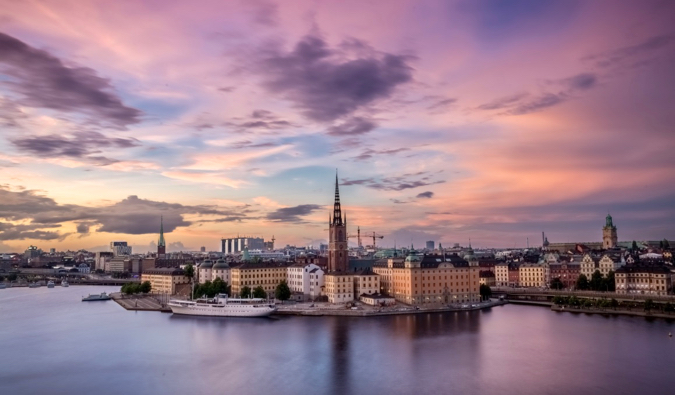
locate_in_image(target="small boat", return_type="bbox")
[61,280,69,287]
[47,281,55,288]
[28,282,41,288]
[82,292,112,302]
[0,283,7,289]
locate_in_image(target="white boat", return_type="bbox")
[47,281,55,288]
[61,280,69,287]
[28,282,41,288]
[82,292,111,301]
[168,294,276,317]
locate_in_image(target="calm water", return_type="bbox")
[1,286,674,395]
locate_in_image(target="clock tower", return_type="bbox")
[328,173,348,273]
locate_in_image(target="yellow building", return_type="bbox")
[615,265,672,296]
[518,263,548,287]
[141,268,190,296]
[373,252,480,306]
[324,273,355,303]
[230,262,290,296]
[353,268,380,297]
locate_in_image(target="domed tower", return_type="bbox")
[602,214,618,249]
[199,259,214,283]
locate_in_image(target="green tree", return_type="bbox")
[240,285,252,298]
[275,280,291,302]
[576,274,589,290]
[194,281,214,298]
[664,239,670,249]
[121,283,140,295]
[479,284,492,301]
[253,285,267,299]
[644,299,654,312]
[631,240,638,252]
[590,270,603,291]
[184,264,195,282]
[664,302,674,313]
[140,281,152,294]
[604,270,615,292]
[550,278,564,290]
[0,275,4,282]
[610,298,619,310]
[212,277,230,296]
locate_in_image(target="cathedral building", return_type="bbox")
[602,214,618,249]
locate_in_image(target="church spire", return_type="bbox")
[158,216,166,247]
[333,170,342,226]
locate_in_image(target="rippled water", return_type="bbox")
[1,286,674,395]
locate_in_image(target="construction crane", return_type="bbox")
[365,231,384,249]
[347,226,362,248]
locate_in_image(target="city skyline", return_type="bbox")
[1,0,674,252]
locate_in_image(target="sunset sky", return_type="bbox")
[0,0,674,252]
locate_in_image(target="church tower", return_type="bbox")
[158,216,166,256]
[602,214,617,249]
[328,173,348,272]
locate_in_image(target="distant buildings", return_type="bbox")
[221,236,265,254]
[110,241,132,256]
[426,241,435,250]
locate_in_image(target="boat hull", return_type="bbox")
[169,303,276,317]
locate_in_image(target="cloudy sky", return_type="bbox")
[0,0,674,252]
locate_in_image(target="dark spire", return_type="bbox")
[158,215,166,247]
[333,171,342,226]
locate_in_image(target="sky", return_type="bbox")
[0,0,674,253]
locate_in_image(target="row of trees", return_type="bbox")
[479,284,492,301]
[0,273,18,282]
[193,277,230,299]
[240,280,291,301]
[553,295,675,313]
[575,270,615,292]
[121,281,152,295]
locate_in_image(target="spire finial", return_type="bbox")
[332,169,342,226]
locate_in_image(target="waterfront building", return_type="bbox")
[141,268,191,296]
[615,264,672,295]
[518,263,548,288]
[158,216,166,257]
[598,254,624,276]
[479,271,496,287]
[287,263,325,301]
[602,214,618,249]
[106,257,130,273]
[324,273,354,303]
[548,262,580,288]
[353,268,380,297]
[508,265,520,287]
[360,293,395,306]
[77,263,91,274]
[324,173,354,303]
[110,241,132,257]
[580,254,599,279]
[495,263,509,286]
[212,259,231,284]
[373,252,480,306]
[230,261,290,296]
[221,236,265,254]
[198,259,214,283]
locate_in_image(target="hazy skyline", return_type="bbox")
[1,0,674,252]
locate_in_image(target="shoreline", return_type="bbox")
[550,305,675,320]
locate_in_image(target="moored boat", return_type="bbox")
[0,283,7,289]
[82,292,111,301]
[61,280,69,287]
[47,281,55,288]
[168,294,276,317]
[28,282,41,288]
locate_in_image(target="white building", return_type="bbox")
[110,241,132,256]
[221,237,265,254]
[77,263,90,274]
[198,259,214,283]
[211,259,231,284]
[580,254,599,279]
[598,254,624,276]
[287,263,324,301]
